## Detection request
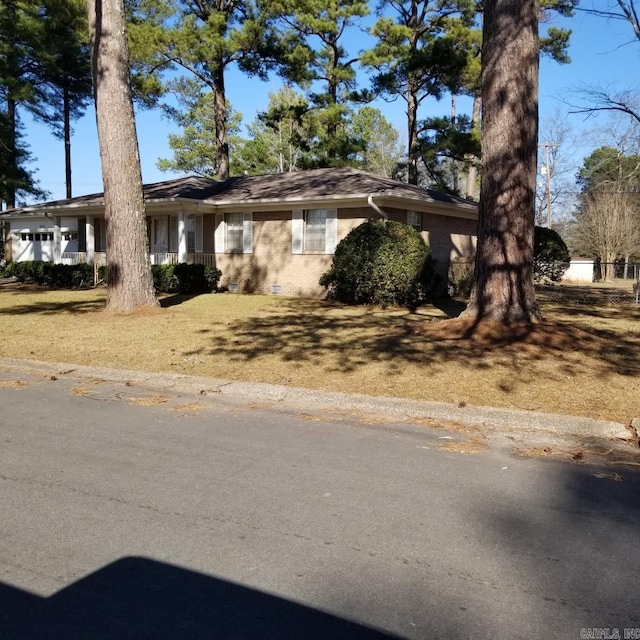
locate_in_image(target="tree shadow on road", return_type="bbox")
[471,461,640,635]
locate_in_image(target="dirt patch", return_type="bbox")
[128,396,169,406]
[172,402,206,414]
[0,379,29,389]
[438,438,488,454]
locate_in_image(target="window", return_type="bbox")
[304,210,327,252]
[226,213,244,252]
[407,211,421,230]
[215,212,253,254]
[292,209,337,255]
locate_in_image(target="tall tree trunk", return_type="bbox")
[5,0,18,209]
[451,94,459,193]
[461,0,541,323]
[407,89,419,186]
[6,98,17,209]
[88,0,158,312]
[213,64,229,180]
[465,94,481,200]
[64,86,72,199]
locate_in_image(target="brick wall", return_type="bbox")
[213,209,371,297]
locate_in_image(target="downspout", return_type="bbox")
[367,195,388,223]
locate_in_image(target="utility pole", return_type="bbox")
[539,142,560,228]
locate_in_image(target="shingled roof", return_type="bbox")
[1,167,477,216]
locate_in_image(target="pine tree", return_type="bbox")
[156,79,243,178]
[88,0,158,312]
[128,0,293,180]
[0,0,92,206]
[362,0,475,185]
[267,0,369,167]
[460,0,541,323]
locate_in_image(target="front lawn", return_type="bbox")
[1,284,638,423]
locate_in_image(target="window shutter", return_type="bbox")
[215,213,225,253]
[243,212,253,254]
[195,214,204,252]
[292,210,303,254]
[325,209,337,254]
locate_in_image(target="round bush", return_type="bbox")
[320,220,434,307]
[534,226,571,283]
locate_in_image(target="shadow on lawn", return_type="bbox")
[0,297,105,315]
[183,297,640,380]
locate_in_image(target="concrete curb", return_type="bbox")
[0,356,633,443]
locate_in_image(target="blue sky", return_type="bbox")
[18,4,640,204]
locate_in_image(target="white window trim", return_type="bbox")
[215,212,252,254]
[292,208,337,255]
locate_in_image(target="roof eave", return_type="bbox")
[0,196,217,218]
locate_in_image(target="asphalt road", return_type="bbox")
[1,370,639,640]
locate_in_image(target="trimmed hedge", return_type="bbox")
[5,261,94,288]
[152,263,221,293]
[99,262,221,294]
[7,261,222,294]
[320,220,435,307]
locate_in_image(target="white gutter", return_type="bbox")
[367,195,388,222]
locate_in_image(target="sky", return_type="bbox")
[17,3,640,205]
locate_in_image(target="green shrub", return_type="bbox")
[5,261,95,288]
[533,226,570,283]
[152,264,180,293]
[151,263,222,293]
[204,265,222,291]
[89,262,221,293]
[97,265,108,284]
[320,220,434,307]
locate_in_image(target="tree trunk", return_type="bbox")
[6,98,17,209]
[460,0,541,323]
[213,64,229,180]
[451,94,459,193]
[5,0,18,209]
[407,89,419,186]
[64,86,72,199]
[88,0,158,312]
[623,253,630,279]
[465,94,481,200]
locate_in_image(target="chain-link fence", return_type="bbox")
[536,284,638,306]
[593,261,640,282]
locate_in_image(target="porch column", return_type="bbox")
[177,210,187,263]
[86,216,95,264]
[53,216,62,263]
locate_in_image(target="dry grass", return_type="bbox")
[0,283,638,424]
